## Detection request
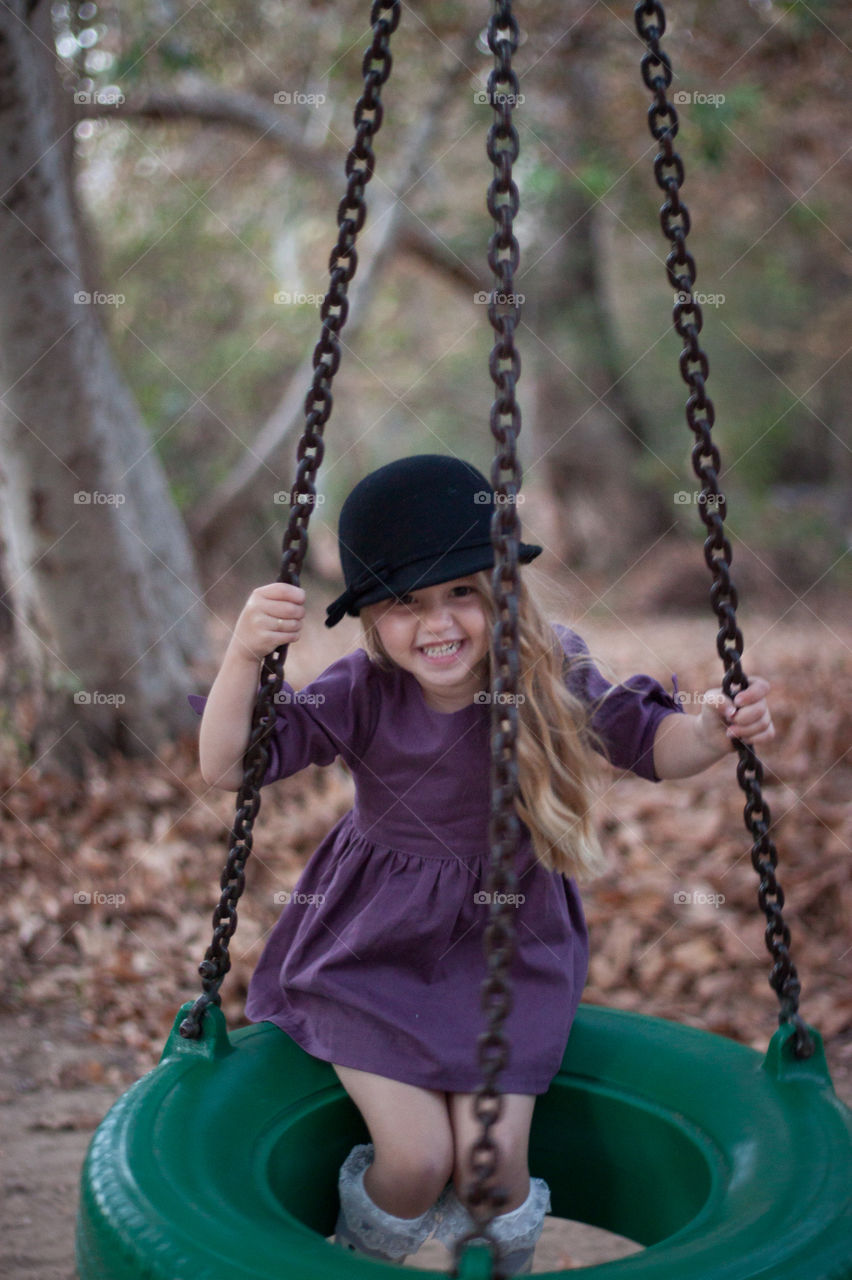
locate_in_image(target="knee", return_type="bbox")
[371,1138,454,1215]
[408,1144,455,1199]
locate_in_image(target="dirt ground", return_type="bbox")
[2,597,850,1278]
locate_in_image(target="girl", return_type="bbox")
[195,454,774,1273]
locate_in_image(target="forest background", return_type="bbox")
[0,1,849,1276]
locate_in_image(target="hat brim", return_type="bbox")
[325,540,542,627]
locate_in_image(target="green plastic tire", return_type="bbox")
[76,1003,852,1279]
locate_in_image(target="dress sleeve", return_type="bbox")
[187,649,379,786]
[553,623,684,782]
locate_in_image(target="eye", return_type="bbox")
[450,585,475,598]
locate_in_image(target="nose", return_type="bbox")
[422,601,455,632]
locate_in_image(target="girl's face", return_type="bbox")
[365,575,490,712]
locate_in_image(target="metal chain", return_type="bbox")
[454,2,525,1270]
[633,0,813,1058]
[180,0,402,1040]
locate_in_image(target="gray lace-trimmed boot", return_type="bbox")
[434,1177,551,1275]
[333,1143,438,1263]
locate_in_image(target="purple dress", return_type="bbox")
[191,624,682,1095]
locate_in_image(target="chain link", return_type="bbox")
[180,0,402,1040]
[453,3,525,1270]
[633,0,812,1058]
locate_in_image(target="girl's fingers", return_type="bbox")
[254,582,306,605]
[269,616,302,633]
[726,702,774,742]
[234,612,303,658]
[732,677,770,708]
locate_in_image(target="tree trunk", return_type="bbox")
[0,0,207,768]
[524,166,670,570]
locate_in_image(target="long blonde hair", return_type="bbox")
[361,571,607,882]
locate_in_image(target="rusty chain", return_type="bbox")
[453,2,525,1271]
[634,0,813,1058]
[180,0,402,1040]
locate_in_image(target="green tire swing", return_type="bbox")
[76,3,852,1279]
[76,1005,852,1280]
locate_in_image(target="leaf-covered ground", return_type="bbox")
[1,598,850,1277]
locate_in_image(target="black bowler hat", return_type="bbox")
[324,455,542,627]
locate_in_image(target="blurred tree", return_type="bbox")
[0,0,848,775]
[73,0,849,578]
[0,0,206,768]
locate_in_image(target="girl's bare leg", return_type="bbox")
[448,1091,536,1211]
[333,1063,454,1218]
[436,1094,548,1274]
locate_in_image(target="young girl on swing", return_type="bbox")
[195,454,774,1273]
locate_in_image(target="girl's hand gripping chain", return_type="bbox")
[699,676,775,751]
[229,583,307,665]
[198,583,305,789]
[653,675,775,780]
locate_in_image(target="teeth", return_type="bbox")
[422,640,461,656]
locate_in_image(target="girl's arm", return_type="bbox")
[199,583,306,789]
[652,676,775,780]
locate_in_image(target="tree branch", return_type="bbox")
[77,85,336,181]
[397,224,479,292]
[186,54,475,542]
[78,82,483,298]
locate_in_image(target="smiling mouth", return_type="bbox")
[419,639,463,657]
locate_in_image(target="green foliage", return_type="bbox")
[567,157,618,202]
[677,84,763,168]
[521,160,562,203]
[65,0,847,588]
[782,0,840,38]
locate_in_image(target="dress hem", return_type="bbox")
[249,1013,560,1097]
